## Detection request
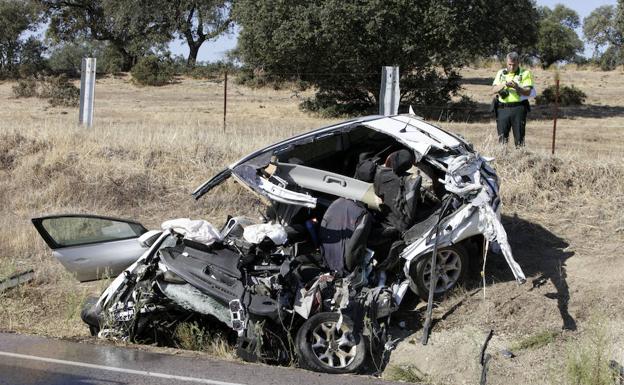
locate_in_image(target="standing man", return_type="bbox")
[491,52,534,147]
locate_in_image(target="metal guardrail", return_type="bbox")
[0,269,35,293]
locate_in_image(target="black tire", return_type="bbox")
[296,312,367,374]
[410,244,468,301]
[80,296,101,336]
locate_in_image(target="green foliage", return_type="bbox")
[131,55,175,86]
[98,45,126,74]
[235,67,285,89]
[12,77,38,98]
[583,4,624,70]
[40,75,80,107]
[43,0,232,70]
[444,95,479,122]
[45,0,174,71]
[18,37,48,77]
[234,0,537,116]
[48,41,125,76]
[512,329,560,351]
[536,84,587,106]
[187,61,236,79]
[0,0,43,78]
[47,43,89,76]
[583,6,619,54]
[598,46,622,70]
[616,0,624,46]
[535,5,584,68]
[172,0,233,66]
[565,320,618,385]
[470,1,539,58]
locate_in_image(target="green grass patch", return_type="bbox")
[386,364,431,383]
[512,329,560,351]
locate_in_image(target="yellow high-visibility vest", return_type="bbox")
[493,68,534,103]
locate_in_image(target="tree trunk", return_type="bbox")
[112,44,135,72]
[187,44,199,67]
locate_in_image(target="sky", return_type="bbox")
[170,0,619,63]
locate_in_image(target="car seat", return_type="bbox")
[374,150,421,234]
[318,198,372,276]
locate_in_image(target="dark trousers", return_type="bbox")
[496,105,527,147]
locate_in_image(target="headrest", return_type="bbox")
[354,159,377,182]
[384,150,414,175]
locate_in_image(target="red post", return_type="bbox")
[551,76,559,155]
[223,71,228,133]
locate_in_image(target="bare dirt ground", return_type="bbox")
[0,66,622,384]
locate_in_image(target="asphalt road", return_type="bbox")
[0,333,405,385]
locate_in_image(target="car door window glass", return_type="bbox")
[41,217,145,247]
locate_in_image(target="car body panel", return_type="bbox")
[32,215,148,282]
[276,162,380,210]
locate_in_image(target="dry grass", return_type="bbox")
[0,67,623,383]
[385,364,432,383]
[564,317,618,385]
[174,322,235,359]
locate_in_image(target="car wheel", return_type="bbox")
[296,312,366,374]
[411,244,468,301]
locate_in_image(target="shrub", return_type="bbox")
[407,95,480,122]
[187,61,237,80]
[536,84,586,106]
[40,75,80,107]
[565,320,618,385]
[598,46,621,71]
[98,45,125,74]
[131,55,175,86]
[12,77,38,98]
[11,75,79,107]
[300,96,375,118]
[444,95,479,122]
[235,67,285,89]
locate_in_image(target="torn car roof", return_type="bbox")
[193,115,465,200]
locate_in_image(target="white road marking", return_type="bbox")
[0,351,245,385]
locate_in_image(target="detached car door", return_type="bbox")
[32,215,149,282]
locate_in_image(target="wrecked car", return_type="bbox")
[32,113,525,374]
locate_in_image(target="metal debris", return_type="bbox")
[479,329,494,385]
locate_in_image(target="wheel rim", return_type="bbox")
[310,320,358,369]
[422,249,462,294]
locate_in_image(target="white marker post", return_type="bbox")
[379,66,400,116]
[79,58,96,127]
